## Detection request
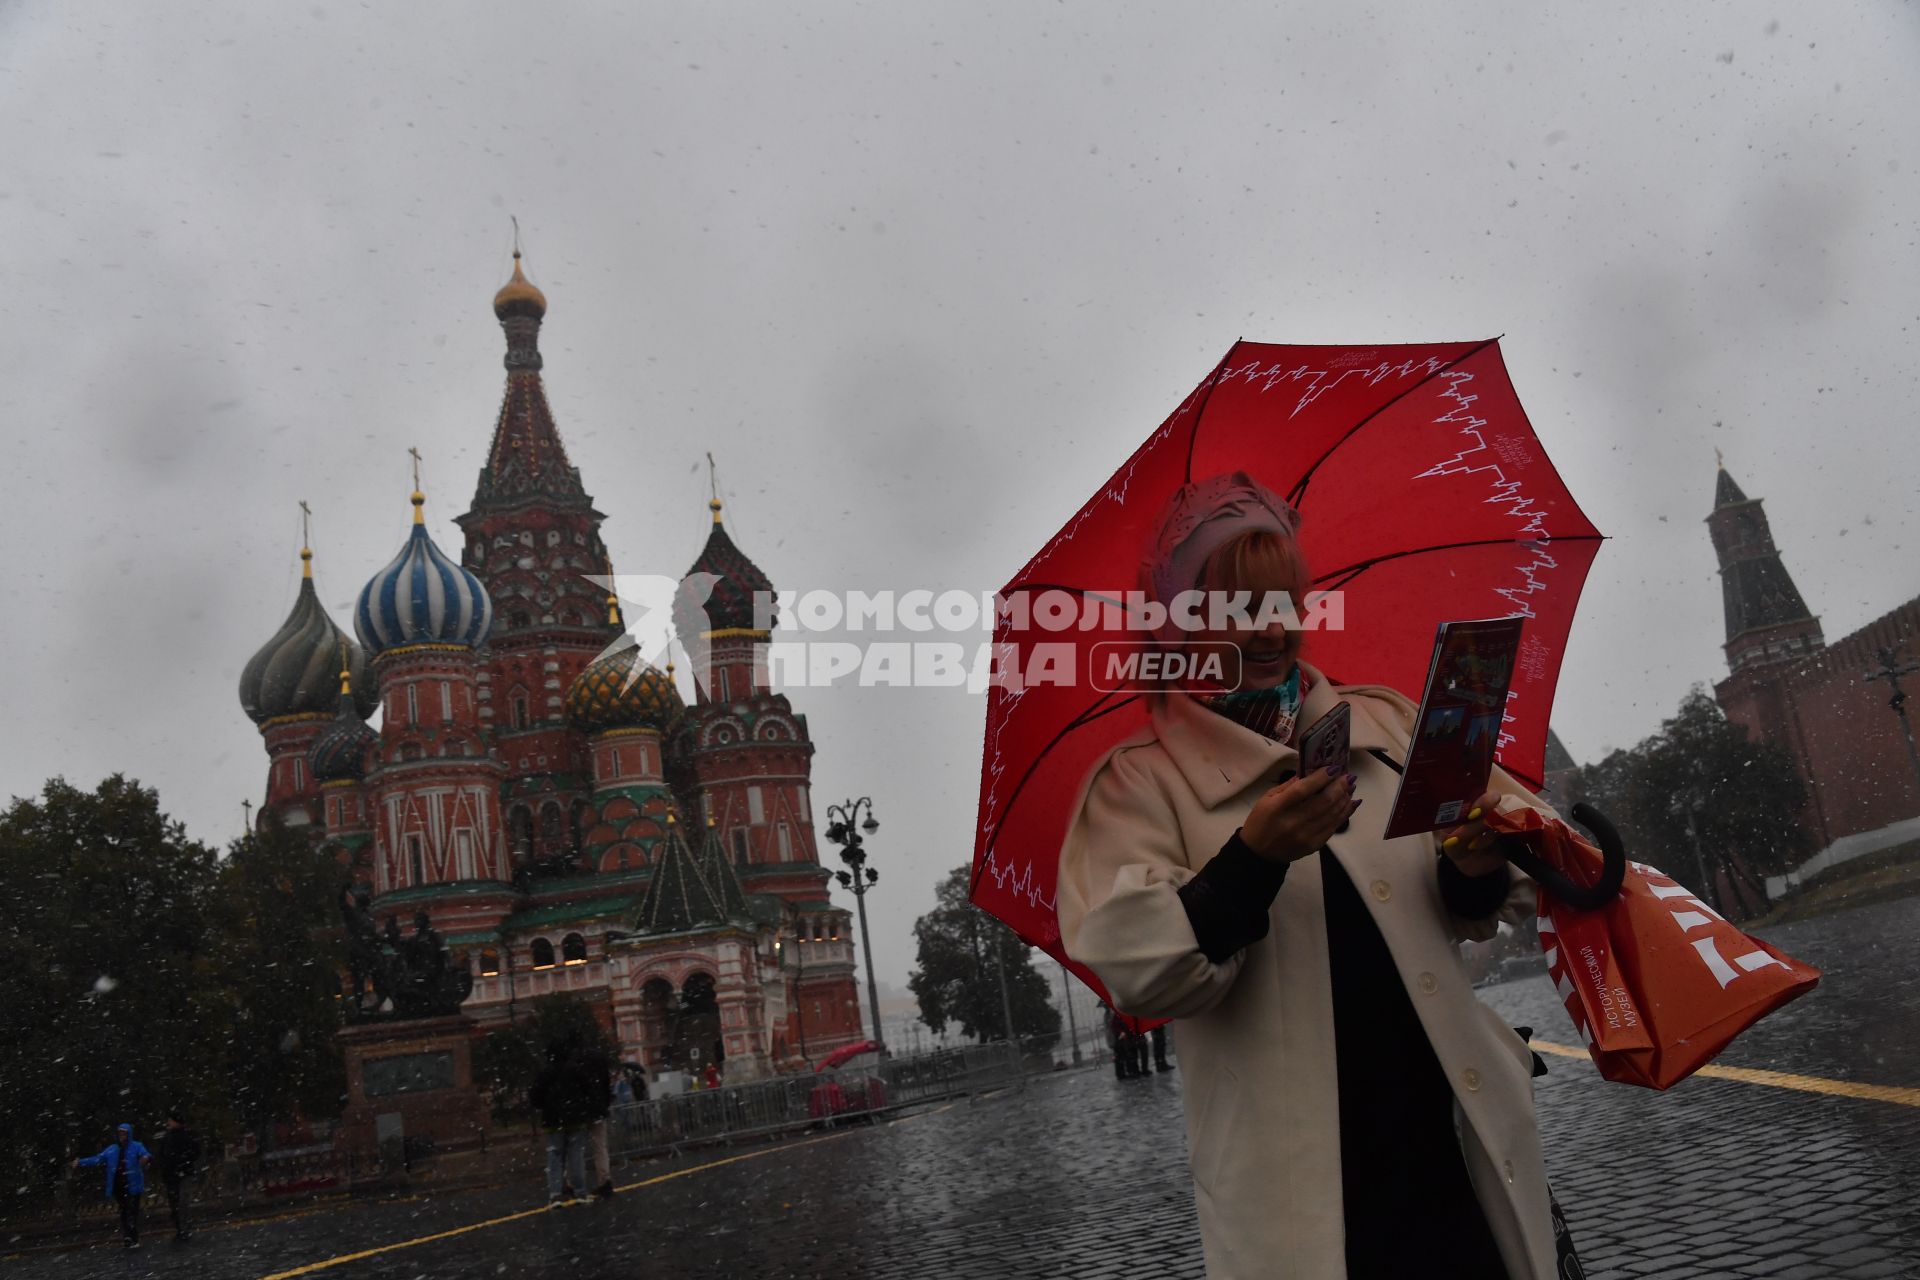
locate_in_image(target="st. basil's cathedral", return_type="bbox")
[236,253,863,1082]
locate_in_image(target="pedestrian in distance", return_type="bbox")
[156,1109,202,1241]
[73,1122,152,1249]
[702,1059,722,1091]
[1151,1024,1174,1073]
[529,1029,596,1208]
[585,1041,617,1201]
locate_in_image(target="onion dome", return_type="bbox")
[310,660,378,783]
[679,497,775,634]
[493,250,547,321]
[355,489,495,655]
[565,643,685,733]
[240,544,377,725]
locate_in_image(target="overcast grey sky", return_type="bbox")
[2,1,1915,995]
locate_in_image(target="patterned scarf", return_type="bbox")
[1201,665,1305,744]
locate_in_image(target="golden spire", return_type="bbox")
[338,639,353,699]
[1715,447,1725,471]
[299,500,314,578]
[707,451,723,524]
[408,447,426,524]
[493,219,548,319]
[607,593,622,626]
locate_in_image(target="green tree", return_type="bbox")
[1564,686,1808,916]
[204,818,351,1136]
[908,866,1060,1050]
[473,994,614,1123]
[0,776,221,1197]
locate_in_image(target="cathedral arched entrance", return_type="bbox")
[636,976,674,1069]
[670,971,723,1073]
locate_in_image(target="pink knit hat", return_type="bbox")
[1141,471,1301,619]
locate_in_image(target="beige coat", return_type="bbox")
[1057,664,1559,1279]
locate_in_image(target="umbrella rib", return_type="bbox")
[1312,533,1606,590]
[971,691,1143,895]
[1286,336,1503,510]
[1182,340,1245,484]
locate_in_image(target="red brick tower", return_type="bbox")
[672,495,861,1056]
[1708,458,1826,677]
[239,532,376,832]
[355,481,512,938]
[454,250,619,876]
[309,649,380,883]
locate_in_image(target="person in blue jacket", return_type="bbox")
[73,1123,152,1249]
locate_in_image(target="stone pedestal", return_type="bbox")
[338,1015,489,1161]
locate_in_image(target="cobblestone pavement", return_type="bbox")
[9,896,1918,1280]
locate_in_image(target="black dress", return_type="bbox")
[1178,830,1514,1279]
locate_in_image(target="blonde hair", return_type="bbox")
[1198,528,1311,664]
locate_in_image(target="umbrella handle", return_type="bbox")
[1503,801,1628,912]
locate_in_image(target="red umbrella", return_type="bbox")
[970,339,1603,1003]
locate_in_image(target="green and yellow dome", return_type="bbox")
[566,645,683,734]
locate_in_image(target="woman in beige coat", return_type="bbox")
[1057,474,1567,1280]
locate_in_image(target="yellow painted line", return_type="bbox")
[1532,1041,1920,1108]
[257,1102,964,1280]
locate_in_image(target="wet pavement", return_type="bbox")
[9,895,1919,1279]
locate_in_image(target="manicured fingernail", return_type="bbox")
[1344,773,1358,789]
[1442,835,1461,850]
[1324,765,1341,778]
[1351,799,1364,811]
[1467,807,1483,821]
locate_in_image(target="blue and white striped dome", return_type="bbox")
[354,493,494,656]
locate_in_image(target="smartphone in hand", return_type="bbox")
[1298,701,1352,777]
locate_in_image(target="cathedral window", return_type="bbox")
[406,684,419,725]
[732,829,749,865]
[546,530,561,547]
[478,949,501,977]
[407,835,425,886]
[797,789,811,824]
[747,787,764,824]
[531,938,556,970]
[540,802,565,850]
[440,681,454,721]
[776,823,793,861]
[511,690,531,730]
[562,933,588,965]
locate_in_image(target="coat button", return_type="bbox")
[1417,972,1437,994]
[1462,1068,1481,1091]
[1369,879,1391,902]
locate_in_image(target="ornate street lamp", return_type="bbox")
[824,797,885,1055]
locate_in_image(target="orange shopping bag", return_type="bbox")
[1487,805,1821,1090]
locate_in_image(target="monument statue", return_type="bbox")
[338,887,474,1020]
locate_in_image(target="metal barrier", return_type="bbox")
[609,1041,1024,1159]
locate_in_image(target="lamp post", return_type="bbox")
[1058,959,1083,1065]
[824,797,885,1056]
[1865,646,1920,807]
